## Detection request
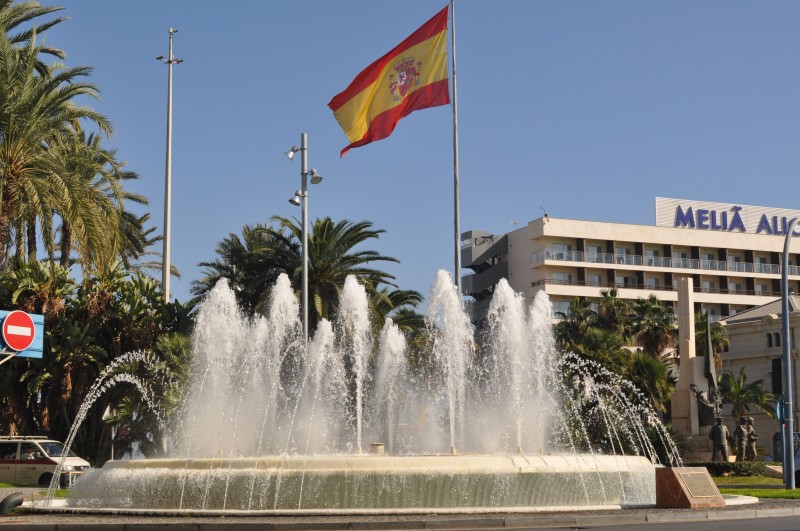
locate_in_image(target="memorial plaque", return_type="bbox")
[680,472,718,498]
[656,467,725,508]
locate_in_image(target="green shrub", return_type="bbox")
[685,460,766,477]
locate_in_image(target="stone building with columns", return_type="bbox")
[716,296,800,459]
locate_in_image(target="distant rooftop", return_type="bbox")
[722,295,800,325]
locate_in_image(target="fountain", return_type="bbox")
[53,271,677,514]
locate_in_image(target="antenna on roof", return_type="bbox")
[540,206,548,222]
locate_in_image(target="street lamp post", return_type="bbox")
[286,133,323,345]
[156,28,183,303]
[782,217,798,489]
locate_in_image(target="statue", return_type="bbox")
[732,415,748,461]
[745,416,758,461]
[708,416,730,462]
[690,383,716,427]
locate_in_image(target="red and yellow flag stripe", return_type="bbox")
[328,6,450,156]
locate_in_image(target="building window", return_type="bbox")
[728,255,744,272]
[702,252,715,270]
[616,247,632,265]
[646,277,661,289]
[616,275,637,288]
[552,272,573,285]
[757,284,768,295]
[775,333,781,348]
[549,243,572,261]
[552,300,571,317]
[587,245,603,263]
[587,274,602,286]
[702,280,715,293]
[767,333,773,348]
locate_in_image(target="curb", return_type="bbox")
[0,494,798,529]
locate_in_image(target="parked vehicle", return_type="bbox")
[0,436,90,487]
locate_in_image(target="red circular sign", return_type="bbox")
[2,311,35,351]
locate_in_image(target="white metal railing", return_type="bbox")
[754,263,780,274]
[531,248,796,276]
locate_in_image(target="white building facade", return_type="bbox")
[719,297,800,459]
[463,197,800,319]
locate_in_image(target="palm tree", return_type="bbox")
[631,295,676,359]
[625,351,676,414]
[695,312,728,368]
[0,32,112,265]
[554,297,596,350]
[0,0,66,70]
[569,326,629,375]
[193,217,415,335]
[53,132,149,275]
[286,216,398,315]
[370,287,424,335]
[719,367,775,420]
[595,289,633,340]
[191,223,283,313]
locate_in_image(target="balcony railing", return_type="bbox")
[531,250,794,276]
[530,278,781,297]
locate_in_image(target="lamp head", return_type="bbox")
[284,146,299,160]
[289,191,302,206]
[309,169,323,184]
[156,55,165,61]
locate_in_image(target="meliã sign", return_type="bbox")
[655,197,800,236]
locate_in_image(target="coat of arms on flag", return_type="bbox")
[389,57,422,102]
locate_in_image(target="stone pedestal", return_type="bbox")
[670,389,692,435]
[656,467,725,508]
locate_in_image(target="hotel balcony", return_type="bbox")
[530,277,782,298]
[530,250,798,276]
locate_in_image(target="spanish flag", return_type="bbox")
[328,6,450,156]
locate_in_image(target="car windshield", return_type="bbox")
[38,442,76,458]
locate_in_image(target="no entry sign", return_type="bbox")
[2,310,35,352]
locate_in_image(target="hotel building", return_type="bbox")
[462,198,800,320]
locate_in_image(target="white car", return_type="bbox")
[0,436,90,487]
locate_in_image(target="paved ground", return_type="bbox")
[0,488,798,529]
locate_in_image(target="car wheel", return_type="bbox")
[37,473,52,488]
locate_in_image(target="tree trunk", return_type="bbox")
[0,202,12,269]
[59,222,72,268]
[27,219,36,261]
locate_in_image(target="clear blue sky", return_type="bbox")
[44,1,800,304]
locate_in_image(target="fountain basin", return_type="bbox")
[68,454,656,512]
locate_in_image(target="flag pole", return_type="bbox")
[451,0,462,297]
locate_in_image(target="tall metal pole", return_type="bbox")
[300,133,309,345]
[782,217,798,489]
[450,0,461,297]
[160,28,180,303]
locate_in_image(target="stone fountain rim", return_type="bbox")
[100,453,657,473]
